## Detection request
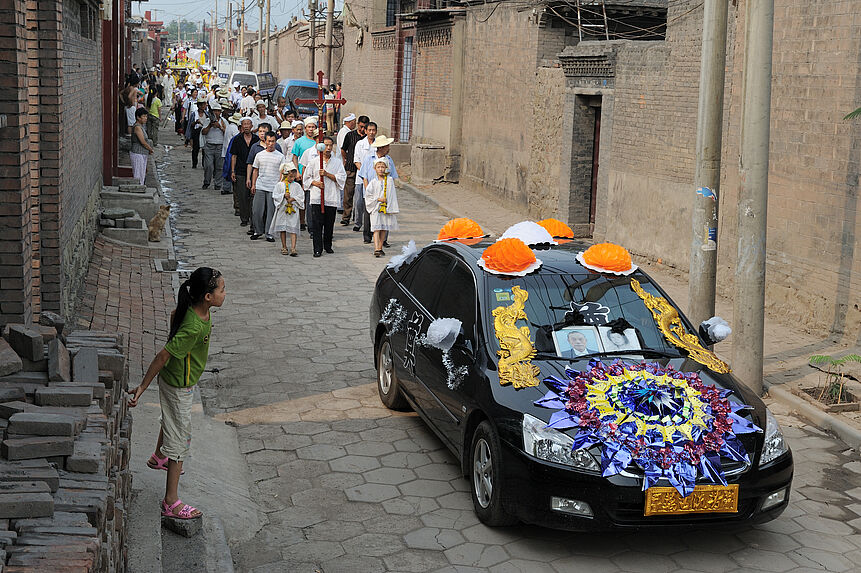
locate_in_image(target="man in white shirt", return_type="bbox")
[303,135,346,257]
[250,132,285,241]
[240,88,257,116]
[352,121,377,241]
[254,102,279,132]
[201,101,226,190]
[336,113,355,162]
[230,82,242,107]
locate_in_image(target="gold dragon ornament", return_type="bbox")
[492,285,541,388]
[630,278,731,374]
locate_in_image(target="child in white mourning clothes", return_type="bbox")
[364,157,399,257]
[270,163,305,256]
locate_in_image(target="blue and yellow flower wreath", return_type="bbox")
[534,360,761,497]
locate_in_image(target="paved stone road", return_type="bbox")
[157,141,861,573]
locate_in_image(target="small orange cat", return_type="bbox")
[148,204,170,242]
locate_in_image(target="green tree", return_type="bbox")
[845,108,861,120]
[166,19,200,43]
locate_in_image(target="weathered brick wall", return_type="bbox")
[0,0,35,326]
[59,0,103,320]
[412,24,452,145]
[341,21,397,134]
[719,0,861,337]
[461,2,540,208]
[596,0,861,338]
[527,66,566,218]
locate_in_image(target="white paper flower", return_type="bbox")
[387,240,418,272]
[499,221,557,246]
[423,318,463,352]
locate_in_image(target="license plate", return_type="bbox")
[644,484,739,516]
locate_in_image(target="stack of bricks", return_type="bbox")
[0,315,132,572]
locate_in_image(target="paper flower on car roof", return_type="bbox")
[500,221,557,246]
[478,238,542,276]
[576,243,638,276]
[536,218,575,239]
[437,218,484,241]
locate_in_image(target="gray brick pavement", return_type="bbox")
[159,143,861,573]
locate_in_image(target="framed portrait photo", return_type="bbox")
[597,327,641,352]
[553,326,603,359]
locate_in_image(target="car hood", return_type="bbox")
[485,355,766,436]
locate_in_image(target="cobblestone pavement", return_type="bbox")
[155,140,861,573]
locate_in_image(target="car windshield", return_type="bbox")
[232,73,256,86]
[484,271,693,360]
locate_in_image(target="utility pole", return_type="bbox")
[240,0,245,62]
[265,0,271,72]
[257,0,264,72]
[733,0,774,396]
[309,0,317,80]
[214,0,218,67]
[228,2,233,55]
[210,11,215,62]
[324,0,334,83]
[688,0,729,327]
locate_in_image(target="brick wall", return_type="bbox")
[59,0,102,319]
[0,0,35,325]
[595,0,861,338]
[0,0,103,327]
[341,19,397,134]
[411,24,452,145]
[460,2,540,208]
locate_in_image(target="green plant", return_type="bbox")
[809,353,861,404]
[844,108,861,120]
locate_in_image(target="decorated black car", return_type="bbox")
[369,219,793,530]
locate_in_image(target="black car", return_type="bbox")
[369,238,793,530]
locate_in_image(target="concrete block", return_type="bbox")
[0,340,23,377]
[65,440,101,474]
[5,326,43,362]
[51,383,104,400]
[97,351,124,381]
[19,355,47,373]
[99,218,116,228]
[0,388,25,404]
[0,402,28,420]
[34,387,92,407]
[71,348,98,384]
[101,207,134,219]
[0,482,53,519]
[0,460,59,492]
[38,312,65,337]
[101,227,149,246]
[7,413,76,436]
[31,326,56,343]
[411,143,446,184]
[2,435,74,459]
[161,514,202,536]
[47,339,70,382]
[98,371,114,389]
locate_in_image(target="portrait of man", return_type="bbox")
[554,327,602,359]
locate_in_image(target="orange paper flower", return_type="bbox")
[536,218,574,239]
[481,238,537,273]
[578,243,636,275]
[437,218,484,241]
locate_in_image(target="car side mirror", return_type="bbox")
[699,316,731,345]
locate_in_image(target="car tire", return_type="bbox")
[470,420,518,527]
[377,338,408,410]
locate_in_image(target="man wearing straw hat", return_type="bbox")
[201,101,226,191]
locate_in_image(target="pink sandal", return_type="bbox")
[147,453,184,475]
[161,499,201,520]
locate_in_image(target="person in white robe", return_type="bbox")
[270,163,305,256]
[364,157,399,257]
[302,136,347,257]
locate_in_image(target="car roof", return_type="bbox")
[427,238,599,279]
[277,79,319,88]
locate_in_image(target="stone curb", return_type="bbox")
[397,180,503,235]
[766,383,861,450]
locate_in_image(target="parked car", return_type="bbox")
[226,71,277,100]
[272,79,322,119]
[369,237,793,530]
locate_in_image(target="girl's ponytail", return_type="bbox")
[168,267,222,341]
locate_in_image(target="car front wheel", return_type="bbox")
[377,338,408,410]
[470,420,517,526]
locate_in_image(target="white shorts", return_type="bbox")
[158,379,194,462]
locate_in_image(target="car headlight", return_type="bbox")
[522,413,600,471]
[759,409,789,466]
